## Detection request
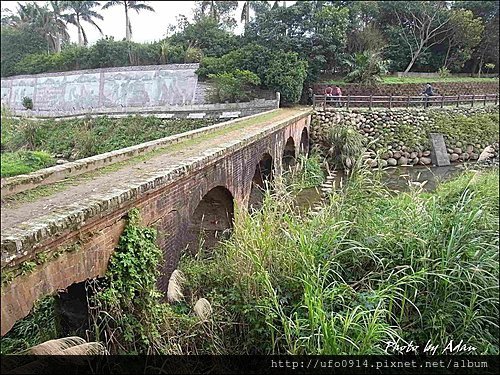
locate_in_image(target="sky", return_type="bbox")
[1,1,294,45]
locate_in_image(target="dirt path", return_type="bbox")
[1,108,305,229]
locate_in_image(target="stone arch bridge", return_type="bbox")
[1,108,310,335]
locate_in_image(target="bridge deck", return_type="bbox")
[1,108,309,265]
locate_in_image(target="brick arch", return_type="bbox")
[300,127,309,155]
[185,186,234,255]
[248,152,274,210]
[282,136,296,171]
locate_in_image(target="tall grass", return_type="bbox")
[179,165,499,354]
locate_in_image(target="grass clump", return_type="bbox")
[1,150,55,177]
[0,296,59,354]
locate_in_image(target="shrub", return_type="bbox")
[438,66,451,78]
[344,51,389,85]
[22,97,33,110]
[264,51,308,104]
[208,69,260,102]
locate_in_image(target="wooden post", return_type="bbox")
[495,94,498,105]
[456,95,460,108]
[323,95,326,108]
[369,95,373,110]
[441,95,444,108]
[484,94,487,106]
[407,95,410,109]
[471,94,475,107]
[313,95,315,108]
[347,95,350,109]
[389,94,393,109]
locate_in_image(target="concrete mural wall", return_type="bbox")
[1,64,200,113]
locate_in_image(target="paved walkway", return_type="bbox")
[1,108,305,233]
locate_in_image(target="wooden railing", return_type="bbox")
[312,93,499,109]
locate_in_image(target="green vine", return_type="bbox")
[90,208,170,354]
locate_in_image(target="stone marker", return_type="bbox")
[429,133,450,166]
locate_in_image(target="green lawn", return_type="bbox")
[322,76,498,85]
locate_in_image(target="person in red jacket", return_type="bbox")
[324,85,334,96]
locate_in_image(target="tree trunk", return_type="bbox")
[77,15,82,46]
[404,43,424,73]
[125,4,131,41]
[443,43,452,69]
[55,34,61,53]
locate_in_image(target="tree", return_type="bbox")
[389,1,451,73]
[62,1,103,46]
[47,1,71,53]
[196,1,238,29]
[443,9,483,71]
[456,1,499,75]
[101,1,154,42]
[265,51,308,104]
[1,25,47,76]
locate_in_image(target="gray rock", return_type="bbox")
[450,153,459,161]
[379,159,388,168]
[398,157,408,165]
[422,151,431,157]
[466,145,474,153]
[387,158,398,166]
[453,148,462,154]
[56,159,68,165]
[460,152,470,160]
[420,157,432,165]
[410,152,417,159]
[393,151,402,159]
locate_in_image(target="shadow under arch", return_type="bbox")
[300,127,309,155]
[248,152,274,211]
[282,136,296,171]
[186,186,234,254]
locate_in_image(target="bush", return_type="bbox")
[264,51,308,104]
[438,66,451,78]
[344,51,389,85]
[208,69,260,102]
[22,97,33,110]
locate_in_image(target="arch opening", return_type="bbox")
[187,186,234,254]
[282,137,296,171]
[300,128,309,155]
[248,153,274,210]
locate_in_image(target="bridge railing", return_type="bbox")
[312,93,499,109]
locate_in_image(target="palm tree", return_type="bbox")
[240,1,270,25]
[63,1,103,46]
[200,1,237,24]
[101,1,154,42]
[12,2,68,53]
[49,1,70,52]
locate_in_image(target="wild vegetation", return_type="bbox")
[2,1,498,103]
[0,115,218,177]
[3,160,497,355]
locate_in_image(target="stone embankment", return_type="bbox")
[311,106,499,167]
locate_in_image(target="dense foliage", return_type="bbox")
[2,1,498,104]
